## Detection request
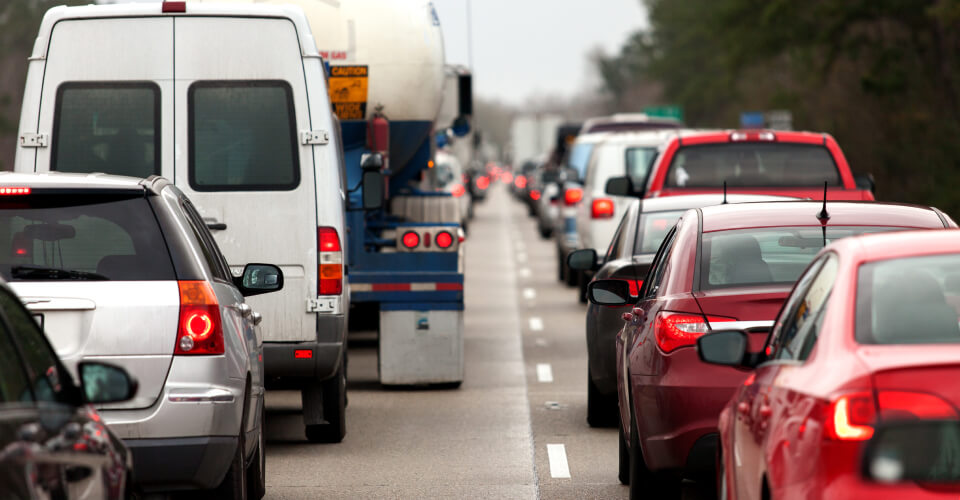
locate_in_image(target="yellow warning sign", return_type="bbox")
[329,65,368,120]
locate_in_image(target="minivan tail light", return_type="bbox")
[564,187,583,206]
[592,198,615,219]
[175,281,223,355]
[162,1,186,13]
[318,227,342,295]
[654,312,734,352]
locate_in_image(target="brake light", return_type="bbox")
[730,131,776,142]
[175,281,223,355]
[435,231,454,249]
[295,349,313,359]
[654,312,735,352]
[826,393,875,441]
[564,187,583,206]
[502,172,514,184]
[515,175,527,189]
[0,187,30,195]
[530,190,541,201]
[402,231,420,249]
[476,176,490,190]
[162,1,186,13]
[318,227,342,295]
[877,391,958,420]
[592,198,615,219]
[451,184,466,198]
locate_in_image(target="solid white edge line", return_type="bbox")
[547,444,571,478]
[529,317,544,331]
[536,363,553,383]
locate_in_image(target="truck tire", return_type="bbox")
[303,357,347,444]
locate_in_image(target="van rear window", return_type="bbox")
[52,83,160,179]
[189,81,300,191]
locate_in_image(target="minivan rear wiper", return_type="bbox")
[12,265,109,281]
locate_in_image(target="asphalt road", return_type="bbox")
[262,185,712,499]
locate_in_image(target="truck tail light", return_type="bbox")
[402,231,420,249]
[318,227,342,295]
[435,231,454,249]
[654,312,734,352]
[564,187,583,206]
[175,281,223,355]
[451,183,466,198]
[592,198,615,219]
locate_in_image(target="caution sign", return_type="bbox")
[328,65,368,120]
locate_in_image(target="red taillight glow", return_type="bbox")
[826,393,875,441]
[175,281,223,355]
[451,184,466,198]
[515,175,527,189]
[476,176,490,190]
[877,391,958,420]
[502,172,514,184]
[824,390,958,441]
[654,312,735,352]
[435,231,454,249]
[162,1,186,13]
[318,227,342,295]
[530,190,541,201]
[564,187,583,206]
[0,187,31,195]
[592,198,615,219]
[295,349,313,359]
[402,231,420,249]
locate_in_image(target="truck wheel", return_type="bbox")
[303,358,347,444]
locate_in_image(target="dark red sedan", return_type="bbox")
[587,201,956,498]
[700,229,960,499]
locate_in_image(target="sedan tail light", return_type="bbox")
[175,281,223,355]
[318,227,343,295]
[530,189,541,201]
[654,312,734,352]
[564,187,583,206]
[476,176,490,190]
[591,198,615,219]
[825,390,958,441]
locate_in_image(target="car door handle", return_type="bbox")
[204,218,227,231]
[238,303,253,318]
[251,311,263,326]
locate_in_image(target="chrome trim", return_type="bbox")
[168,389,235,403]
[711,320,775,331]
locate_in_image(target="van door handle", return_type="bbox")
[206,221,227,231]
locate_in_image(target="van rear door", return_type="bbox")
[31,17,173,177]
[172,17,317,342]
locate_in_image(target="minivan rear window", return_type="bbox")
[0,194,175,281]
[52,83,160,178]
[665,143,841,188]
[189,81,300,191]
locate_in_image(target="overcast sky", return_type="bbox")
[432,0,648,105]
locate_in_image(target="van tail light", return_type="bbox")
[825,391,958,441]
[175,281,223,355]
[162,1,186,13]
[318,227,343,295]
[592,198,615,219]
[451,184,466,198]
[564,187,583,206]
[529,190,541,201]
[654,312,735,352]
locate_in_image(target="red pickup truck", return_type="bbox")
[617,130,875,200]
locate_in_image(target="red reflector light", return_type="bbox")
[0,187,31,195]
[436,231,454,249]
[654,312,734,352]
[451,184,466,198]
[476,176,490,190]
[162,1,186,13]
[530,189,541,201]
[175,281,223,355]
[515,175,527,189]
[564,187,583,206]
[295,349,313,359]
[402,231,420,249]
[591,198,615,219]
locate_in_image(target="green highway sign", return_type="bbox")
[643,105,683,122]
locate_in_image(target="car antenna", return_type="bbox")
[722,180,727,204]
[816,181,830,222]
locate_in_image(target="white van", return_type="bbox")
[15,2,352,443]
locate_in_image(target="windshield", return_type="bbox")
[857,254,960,345]
[700,226,901,290]
[0,194,175,281]
[634,210,684,254]
[666,143,841,188]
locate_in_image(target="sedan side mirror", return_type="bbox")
[605,176,643,198]
[696,330,749,367]
[587,279,631,306]
[78,361,138,404]
[236,263,284,297]
[567,248,599,272]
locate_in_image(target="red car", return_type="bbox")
[586,201,956,498]
[609,130,876,201]
[700,229,960,499]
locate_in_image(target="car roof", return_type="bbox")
[831,229,960,263]
[31,3,319,61]
[0,172,150,192]
[639,194,798,213]
[699,201,944,233]
[670,129,831,146]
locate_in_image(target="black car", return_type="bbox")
[0,279,137,499]
[568,194,790,427]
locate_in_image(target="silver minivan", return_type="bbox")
[0,172,283,497]
[14,2,351,443]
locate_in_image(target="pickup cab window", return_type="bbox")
[666,143,841,188]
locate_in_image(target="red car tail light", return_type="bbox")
[476,176,490,190]
[877,391,958,420]
[591,198,615,219]
[654,312,734,352]
[175,281,223,355]
[825,390,958,442]
[502,172,514,184]
[515,175,527,189]
[530,189,541,201]
[564,187,583,206]
[435,231,454,249]
[826,392,876,441]
[318,227,342,295]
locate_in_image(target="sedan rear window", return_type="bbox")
[856,254,960,345]
[666,143,841,188]
[0,194,175,281]
[700,226,900,290]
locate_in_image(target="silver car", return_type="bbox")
[0,172,282,498]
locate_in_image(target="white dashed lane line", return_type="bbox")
[547,444,571,479]
[529,317,544,331]
[522,287,536,300]
[519,267,532,278]
[536,363,553,383]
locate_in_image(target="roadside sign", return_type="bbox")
[740,112,765,128]
[328,65,369,120]
[643,105,683,122]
